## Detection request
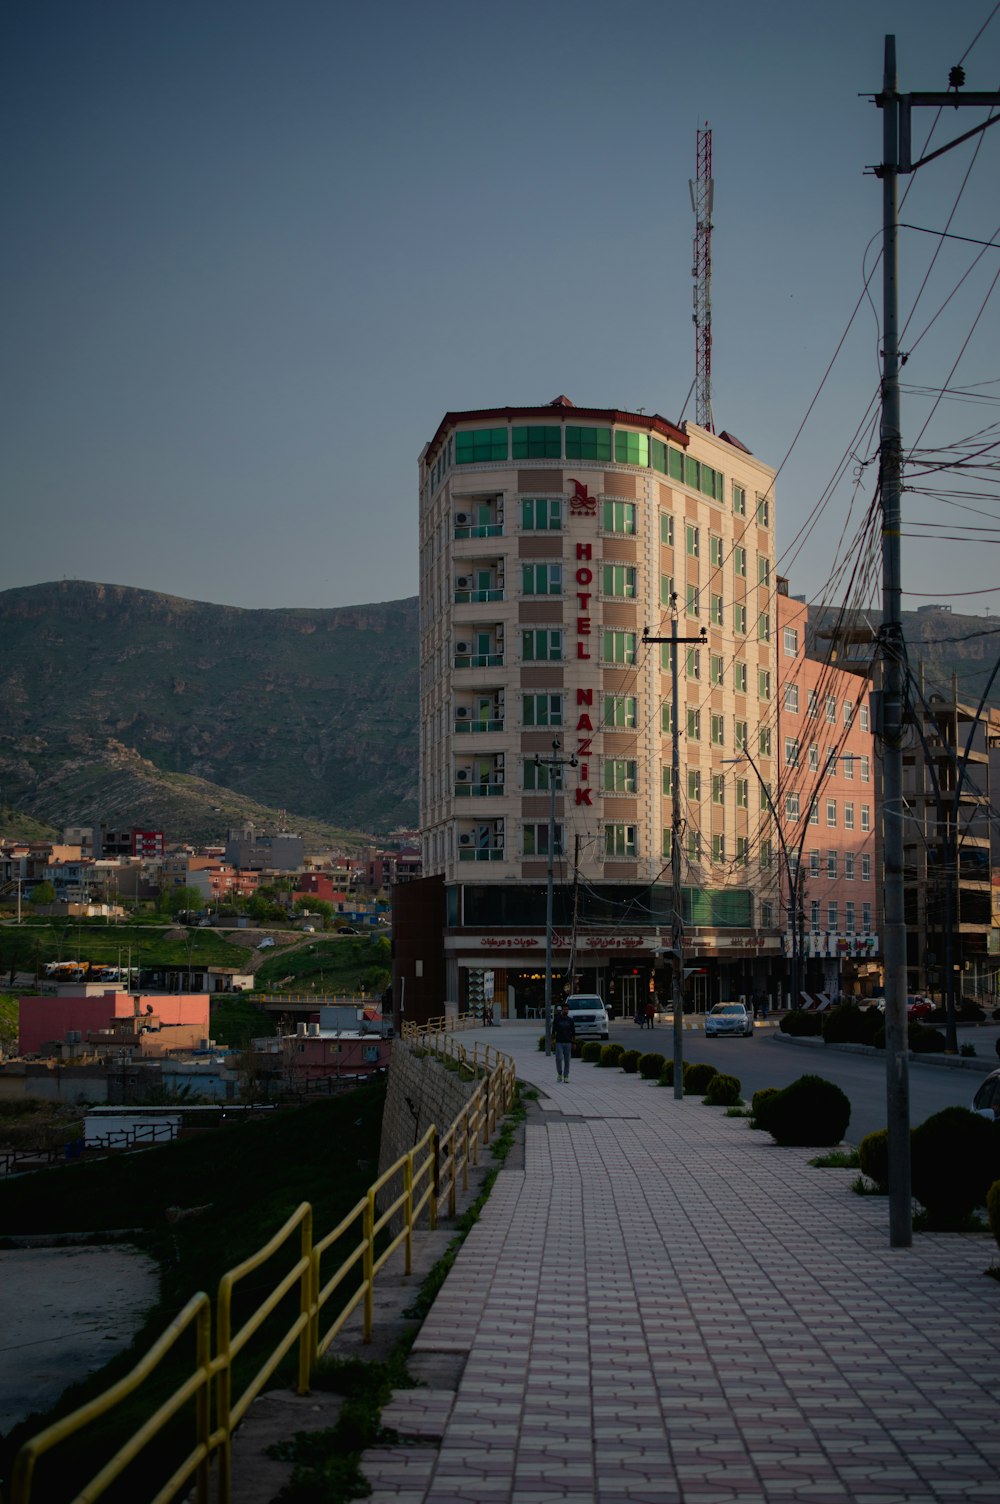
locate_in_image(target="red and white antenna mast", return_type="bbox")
[690,124,714,432]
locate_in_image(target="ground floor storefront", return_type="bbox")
[448,928,783,1019]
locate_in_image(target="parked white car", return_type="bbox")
[563,994,610,1041]
[705,1002,754,1038]
[972,1068,1000,1119]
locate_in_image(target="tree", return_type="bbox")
[160,885,203,916]
[29,881,56,907]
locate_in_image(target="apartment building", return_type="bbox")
[395,397,784,1022]
[776,586,878,1001]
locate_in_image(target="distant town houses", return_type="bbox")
[0,820,421,917]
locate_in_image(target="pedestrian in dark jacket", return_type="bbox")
[553,1003,575,1083]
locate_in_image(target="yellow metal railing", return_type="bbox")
[9,1017,516,1504]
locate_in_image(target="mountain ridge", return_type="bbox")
[0,580,420,840]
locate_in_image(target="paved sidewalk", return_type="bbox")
[361,1024,1000,1503]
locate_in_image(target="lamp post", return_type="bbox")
[534,738,577,1056]
[642,602,707,1099]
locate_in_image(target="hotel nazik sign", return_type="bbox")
[568,480,597,808]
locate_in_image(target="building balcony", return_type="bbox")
[458,848,506,862]
[454,588,505,604]
[454,523,503,540]
[454,783,505,798]
[454,718,504,734]
[454,653,504,670]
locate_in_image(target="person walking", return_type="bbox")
[644,998,656,1030]
[553,1002,575,1083]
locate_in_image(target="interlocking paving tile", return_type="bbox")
[360,1024,1000,1502]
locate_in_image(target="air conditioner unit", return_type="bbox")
[455,511,472,527]
[456,769,472,782]
[456,706,471,720]
[456,575,473,591]
[459,833,475,847]
[456,640,473,655]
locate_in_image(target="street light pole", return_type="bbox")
[535,738,577,1056]
[643,602,706,1099]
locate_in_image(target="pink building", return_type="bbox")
[19,991,210,1057]
[776,586,878,1001]
[281,1029,390,1085]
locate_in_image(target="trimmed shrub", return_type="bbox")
[537,1035,545,1051]
[704,1073,741,1107]
[908,1022,947,1054]
[621,1049,642,1074]
[780,1010,823,1037]
[657,1059,676,1086]
[858,1128,889,1191]
[751,1087,782,1131]
[822,1003,881,1047]
[684,1062,719,1096]
[639,1051,666,1080]
[599,1042,625,1068]
[988,1178,1000,1252]
[766,1074,852,1147]
[580,1041,602,1063]
[911,1106,1000,1227]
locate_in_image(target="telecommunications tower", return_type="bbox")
[690,124,714,432]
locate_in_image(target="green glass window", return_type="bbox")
[614,431,649,467]
[603,563,636,598]
[512,426,561,460]
[603,759,637,793]
[660,574,675,607]
[711,594,723,626]
[523,759,562,791]
[660,513,674,546]
[662,766,673,796]
[712,774,724,805]
[455,428,508,464]
[685,583,700,618]
[651,439,668,475]
[605,824,637,858]
[710,535,723,567]
[710,653,724,685]
[735,719,748,750]
[602,630,637,665]
[684,455,700,490]
[662,829,673,858]
[661,704,673,734]
[686,524,699,557]
[565,426,612,461]
[522,563,562,596]
[687,769,701,800]
[687,708,701,740]
[733,484,747,516]
[668,447,685,481]
[711,713,724,746]
[712,834,725,864]
[604,694,637,729]
[685,648,700,681]
[522,629,563,662]
[521,497,562,530]
[736,778,748,808]
[523,693,562,727]
[601,499,636,534]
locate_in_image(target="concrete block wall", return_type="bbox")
[377,1043,477,1224]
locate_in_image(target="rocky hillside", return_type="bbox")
[0,581,419,839]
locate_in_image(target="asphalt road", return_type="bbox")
[605,1017,998,1144]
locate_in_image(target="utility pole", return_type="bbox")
[535,738,577,1056]
[643,600,706,1098]
[874,36,1000,1248]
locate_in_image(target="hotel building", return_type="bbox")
[395,397,785,1023]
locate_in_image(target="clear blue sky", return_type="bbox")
[3,1,998,614]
